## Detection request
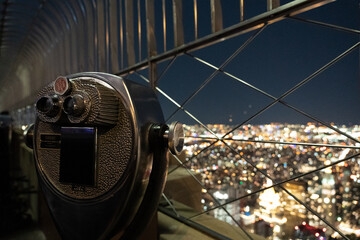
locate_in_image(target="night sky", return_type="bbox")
[129,0,359,126]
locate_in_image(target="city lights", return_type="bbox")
[183,123,360,239]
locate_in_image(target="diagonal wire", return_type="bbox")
[279,100,360,144]
[287,16,360,35]
[162,193,180,217]
[134,71,220,139]
[189,150,360,219]
[135,48,357,238]
[186,42,360,143]
[171,151,254,240]
[165,25,267,123]
[220,42,360,140]
[131,72,250,231]
[176,133,358,179]
[167,137,359,239]
[164,43,358,238]
[130,36,359,240]
[186,136,360,149]
[185,56,360,145]
[220,140,351,239]
[156,55,178,86]
[133,60,352,239]
[185,52,274,100]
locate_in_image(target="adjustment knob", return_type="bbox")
[36,95,61,117]
[149,122,184,156]
[63,94,86,116]
[166,122,184,156]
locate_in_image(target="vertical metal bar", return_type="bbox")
[33,52,44,87]
[29,26,49,56]
[62,1,80,73]
[58,35,65,74]
[149,62,157,89]
[42,52,49,87]
[49,1,72,74]
[56,38,64,75]
[240,0,244,22]
[79,0,90,71]
[137,0,141,61]
[84,0,95,71]
[109,0,119,73]
[162,0,166,52]
[145,0,157,88]
[267,0,280,11]
[72,0,86,72]
[172,0,184,47]
[194,0,198,40]
[64,32,71,74]
[37,14,57,45]
[125,0,136,67]
[40,9,62,41]
[210,0,223,33]
[146,0,157,57]
[51,47,57,78]
[97,0,106,71]
[105,0,110,72]
[120,0,124,69]
[50,50,55,83]
[92,0,99,71]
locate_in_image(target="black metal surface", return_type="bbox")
[120,123,168,239]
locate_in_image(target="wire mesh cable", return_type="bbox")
[221,140,351,239]
[287,16,360,35]
[132,69,355,239]
[134,71,220,139]
[220,42,360,141]
[165,25,267,123]
[186,136,360,149]
[171,151,254,240]
[132,71,254,239]
[161,193,180,217]
[156,55,178,86]
[184,42,360,144]
[189,150,360,218]
[127,19,360,240]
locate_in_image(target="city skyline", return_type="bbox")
[170,122,360,239]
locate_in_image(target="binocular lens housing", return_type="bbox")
[36,95,60,117]
[63,94,86,116]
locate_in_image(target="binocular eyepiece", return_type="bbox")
[63,94,86,116]
[36,93,88,119]
[36,95,61,117]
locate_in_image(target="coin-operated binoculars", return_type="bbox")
[25,72,184,240]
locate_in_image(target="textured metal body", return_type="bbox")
[33,72,165,239]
